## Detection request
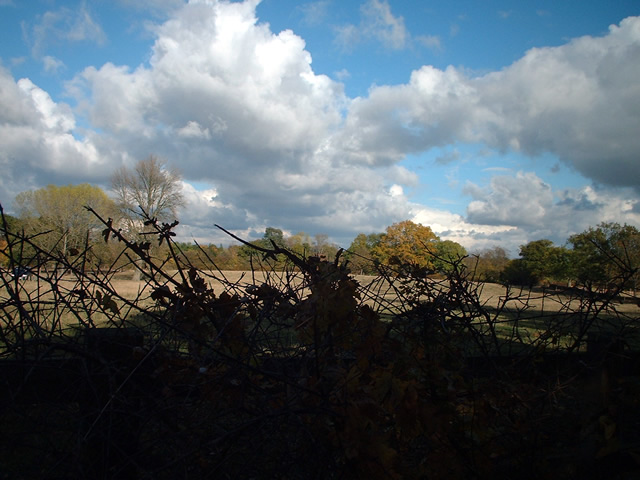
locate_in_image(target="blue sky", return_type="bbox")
[1,0,639,255]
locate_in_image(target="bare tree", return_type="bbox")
[111,155,185,235]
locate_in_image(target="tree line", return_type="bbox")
[1,155,638,292]
[6,198,638,479]
[471,225,640,292]
[164,219,640,294]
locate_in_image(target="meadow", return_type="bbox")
[4,267,639,354]
[1,250,639,478]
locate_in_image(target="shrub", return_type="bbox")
[0,205,639,479]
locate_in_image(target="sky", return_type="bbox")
[1,0,639,255]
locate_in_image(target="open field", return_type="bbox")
[2,269,639,352]
[4,269,640,315]
[37,269,640,304]
[2,269,640,478]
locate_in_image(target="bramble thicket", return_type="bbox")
[0,200,639,479]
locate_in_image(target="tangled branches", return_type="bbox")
[0,207,639,479]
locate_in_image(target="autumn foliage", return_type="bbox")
[0,238,8,267]
[372,220,439,269]
[1,208,639,479]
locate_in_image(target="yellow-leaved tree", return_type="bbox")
[14,184,117,257]
[0,238,8,267]
[373,220,439,270]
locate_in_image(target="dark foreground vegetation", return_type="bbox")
[1,207,639,479]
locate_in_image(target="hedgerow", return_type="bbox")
[0,206,639,479]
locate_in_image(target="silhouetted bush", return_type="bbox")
[0,204,639,479]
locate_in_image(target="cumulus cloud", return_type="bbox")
[336,16,640,189]
[465,172,553,227]
[1,1,639,253]
[389,184,403,197]
[460,171,640,252]
[411,205,517,253]
[0,67,108,203]
[62,0,413,244]
[177,121,211,140]
[333,24,359,51]
[411,177,640,256]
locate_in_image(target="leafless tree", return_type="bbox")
[111,155,184,235]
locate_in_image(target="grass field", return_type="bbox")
[2,268,640,478]
[2,269,639,352]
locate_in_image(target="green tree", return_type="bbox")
[568,222,640,290]
[432,240,467,274]
[0,213,20,233]
[286,231,312,256]
[0,238,7,267]
[373,220,439,270]
[346,233,383,275]
[501,258,533,286]
[312,233,339,260]
[263,227,285,248]
[239,227,288,267]
[0,213,22,267]
[519,239,570,285]
[224,244,251,270]
[468,247,510,283]
[313,234,329,257]
[13,184,117,257]
[501,239,570,286]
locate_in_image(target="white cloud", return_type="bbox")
[389,184,403,197]
[416,34,441,51]
[411,205,516,253]
[9,57,26,68]
[334,16,640,189]
[334,68,351,81]
[478,18,640,188]
[18,78,75,132]
[61,0,409,244]
[411,175,640,256]
[67,6,105,43]
[335,0,438,52]
[0,68,108,204]
[42,55,65,74]
[334,0,442,52]
[116,0,184,14]
[361,0,408,50]
[177,121,211,140]
[1,3,639,254]
[465,172,553,227]
[460,171,640,252]
[334,24,360,52]
[26,4,106,57]
[70,62,157,137]
[298,1,330,26]
[332,65,475,165]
